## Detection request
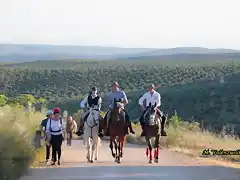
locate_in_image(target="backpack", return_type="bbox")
[49,117,63,133]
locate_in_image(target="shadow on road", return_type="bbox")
[22,165,240,180]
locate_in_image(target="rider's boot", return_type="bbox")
[104,112,110,136]
[139,115,145,136]
[98,126,103,137]
[76,127,84,136]
[140,124,145,136]
[128,122,135,134]
[124,112,135,134]
[105,126,110,136]
[75,118,84,136]
[160,116,167,136]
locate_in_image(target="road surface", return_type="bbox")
[21,140,240,180]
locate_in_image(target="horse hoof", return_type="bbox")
[117,160,121,164]
[115,158,118,162]
[90,160,94,163]
[149,160,153,164]
[154,158,158,163]
[95,157,98,161]
[112,153,116,158]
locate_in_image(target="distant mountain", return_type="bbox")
[118,53,240,61]
[0,44,154,61]
[0,44,239,62]
[116,47,240,59]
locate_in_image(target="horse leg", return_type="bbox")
[95,137,99,161]
[109,138,115,158]
[154,134,160,163]
[86,137,90,162]
[117,140,121,163]
[148,138,153,164]
[120,141,123,157]
[90,138,95,163]
[113,139,118,162]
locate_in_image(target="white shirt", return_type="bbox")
[80,94,102,109]
[139,91,161,107]
[46,119,64,135]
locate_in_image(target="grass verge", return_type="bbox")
[126,115,240,163]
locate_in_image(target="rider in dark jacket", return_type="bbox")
[76,86,103,136]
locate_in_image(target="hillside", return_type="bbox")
[1,58,240,133]
[0,44,240,61]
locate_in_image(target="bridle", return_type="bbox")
[85,106,99,138]
[145,106,158,124]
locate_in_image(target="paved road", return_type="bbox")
[21,140,240,180]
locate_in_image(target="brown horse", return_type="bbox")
[143,102,161,163]
[108,98,127,163]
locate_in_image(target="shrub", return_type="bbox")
[0,105,44,180]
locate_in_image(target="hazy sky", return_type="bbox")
[1,0,240,48]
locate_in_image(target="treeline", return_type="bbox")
[1,60,240,102]
[0,94,46,111]
[1,59,240,133]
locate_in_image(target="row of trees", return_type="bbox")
[1,60,240,102]
[0,94,47,111]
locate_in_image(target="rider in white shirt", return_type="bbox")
[139,84,167,136]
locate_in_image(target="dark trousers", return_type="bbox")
[67,132,73,146]
[50,134,63,162]
[45,143,51,160]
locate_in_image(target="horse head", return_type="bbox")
[145,102,158,125]
[111,98,124,122]
[113,98,124,114]
[87,105,100,125]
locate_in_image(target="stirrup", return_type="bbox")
[75,129,84,136]
[105,128,110,136]
[161,130,167,136]
[140,131,145,137]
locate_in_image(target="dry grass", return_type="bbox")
[0,105,45,180]
[126,117,240,163]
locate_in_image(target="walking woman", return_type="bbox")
[46,107,65,165]
[40,110,53,163]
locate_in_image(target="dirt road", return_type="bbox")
[21,140,239,180]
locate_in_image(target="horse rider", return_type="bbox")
[40,110,53,163]
[76,86,103,136]
[138,84,167,137]
[104,81,135,135]
[46,107,65,166]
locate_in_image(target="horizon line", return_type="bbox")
[0,42,240,51]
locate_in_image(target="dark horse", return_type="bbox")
[143,102,161,163]
[108,98,127,163]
